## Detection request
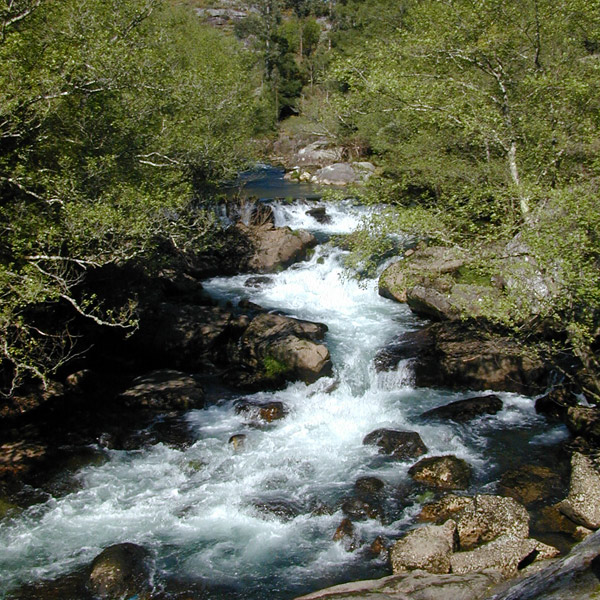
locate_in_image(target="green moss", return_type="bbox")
[456,265,493,287]
[263,355,290,378]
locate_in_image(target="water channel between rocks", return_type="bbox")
[0,168,570,599]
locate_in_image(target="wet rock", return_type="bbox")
[341,497,382,521]
[354,476,385,498]
[558,452,600,529]
[565,405,600,443]
[87,542,152,600]
[457,495,530,550]
[498,464,563,507]
[333,517,357,551]
[363,428,428,460]
[235,222,317,273]
[245,275,274,288]
[391,520,458,575]
[252,498,302,521]
[369,536,388,558]
[419,494,475,524]
[420,395,503,422]
[235,400,287,423]
[118,370,204,411]
[408,455,472,490]
[228,434,246,451]
[533,505,589,540]
[306,206,331,224]
[232,312,332,389]
[64,369,100,395]
[450,535,559,578]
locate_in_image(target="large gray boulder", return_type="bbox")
[390,520,457,574]
[558,452,600,530]
[236,222,317,274]
[312,163,357,186]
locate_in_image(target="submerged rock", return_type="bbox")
[87,543,152,600]
[363,428,428,460]
[498,464,564,507]
[420,395,503,422]
[408,455,472,490]
[235,399,287,423]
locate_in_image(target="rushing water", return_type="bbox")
[0,195,569,599]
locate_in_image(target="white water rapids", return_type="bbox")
[0,198,568,599]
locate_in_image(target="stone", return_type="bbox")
[498,465,563,507]
[487,528,600,600]
[306,206,331,224]
[87,543,152,600]
[354,476,385,497]
[0,380,64,420]
[231,312,333,389]
[363,428,428,460]
[390,520,458,574]
[419,494,475,524]
[558,452,600,529]
[534,386,578,420]
[420,395,503,422]
[457,495,530,550]
[228,434,246,451]
[312,163,357,186]
[450,535,559,578]
[565,406,600,442]
[332,518,357,552]
[341,497,382,521]
[235,400,286,423]
[293,570,504,600]
[235,222,317,274]
[245,275,274,288]
[118,370,204,411]
[408,455,472,490]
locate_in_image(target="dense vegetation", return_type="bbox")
[2,0,599,400]
[0,0,260,395]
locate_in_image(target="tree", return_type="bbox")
[0,0,258,395]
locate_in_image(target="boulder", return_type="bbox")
[332,517,357,552]
[408,455,472,490]
[450,535,559,578]
[118,370,204,411]
[231,312,332,389]
[87,543,152,600]
[354,476,385,498]
[312,163,357,186]
[228,434,247,451]
[487,528,600,600]
[456,495,530,550]
[420,394,503,422]
[293,570,504,600]
[235,222,317,273]
[363,428,428,460]
[341,497,382,521]
[306,206,331,224]
[535,386,578,420]
[245,275,274,288]
[390,520,458,574]
[235,399,286,423]
[379,322,548,394]
[565,405,600,443]
[498,464,563,507]
[558,452,600,529]
[378,247,467,304]
[295,140,344,167]
[419,494,475,524]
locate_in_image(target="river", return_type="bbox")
[0,170,570,599]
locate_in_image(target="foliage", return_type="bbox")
[0,0,259,394]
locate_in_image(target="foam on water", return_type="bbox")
[0,201,563,598]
